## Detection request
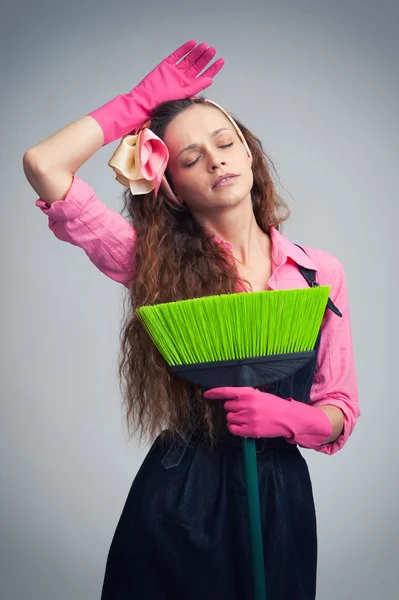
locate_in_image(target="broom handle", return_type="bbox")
[242,437,267,600]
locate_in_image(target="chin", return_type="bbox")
[211,196,248,211]
[187,185,252,212]
[220,187,252,205]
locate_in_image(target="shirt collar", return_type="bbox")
[269,226,319,271]
[213,226,319,272]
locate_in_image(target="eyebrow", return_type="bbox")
[177,128,233,158]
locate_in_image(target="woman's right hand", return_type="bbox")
[132,40,224,108]
[88,40,225,147]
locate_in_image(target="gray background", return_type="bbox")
[1,0,398,598]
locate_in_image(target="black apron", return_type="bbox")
[101,250,342,600]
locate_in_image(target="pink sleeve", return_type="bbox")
[308,251,361,455]
[35,175,136,287]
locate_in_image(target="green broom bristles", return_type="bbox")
[136,287,331,366]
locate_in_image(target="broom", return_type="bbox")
[136,286,330,600]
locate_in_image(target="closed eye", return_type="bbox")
[185,143,234,168]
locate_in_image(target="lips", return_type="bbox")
[212,173,239,189]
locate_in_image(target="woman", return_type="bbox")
[23,40,360,600]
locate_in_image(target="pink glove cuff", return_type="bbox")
[88,91,147,147]
[282,398,333,449]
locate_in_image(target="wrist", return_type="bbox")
[282,397,333,448]
[88,91,149,147]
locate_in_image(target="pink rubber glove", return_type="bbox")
[87,40,224,146]
[203,387,333,449]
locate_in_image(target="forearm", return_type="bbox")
[23,116,104,203]
[24,114,104,170]
[317,405,345,444]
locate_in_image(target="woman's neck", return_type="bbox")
[201,208,271,266]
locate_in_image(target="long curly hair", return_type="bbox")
[117,96,290,448]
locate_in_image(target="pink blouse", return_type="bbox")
[36,174,360,455]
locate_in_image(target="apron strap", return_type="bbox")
[294,244,342,317]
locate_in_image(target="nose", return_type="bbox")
[207,152,227,171]
[211,161,226,171]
